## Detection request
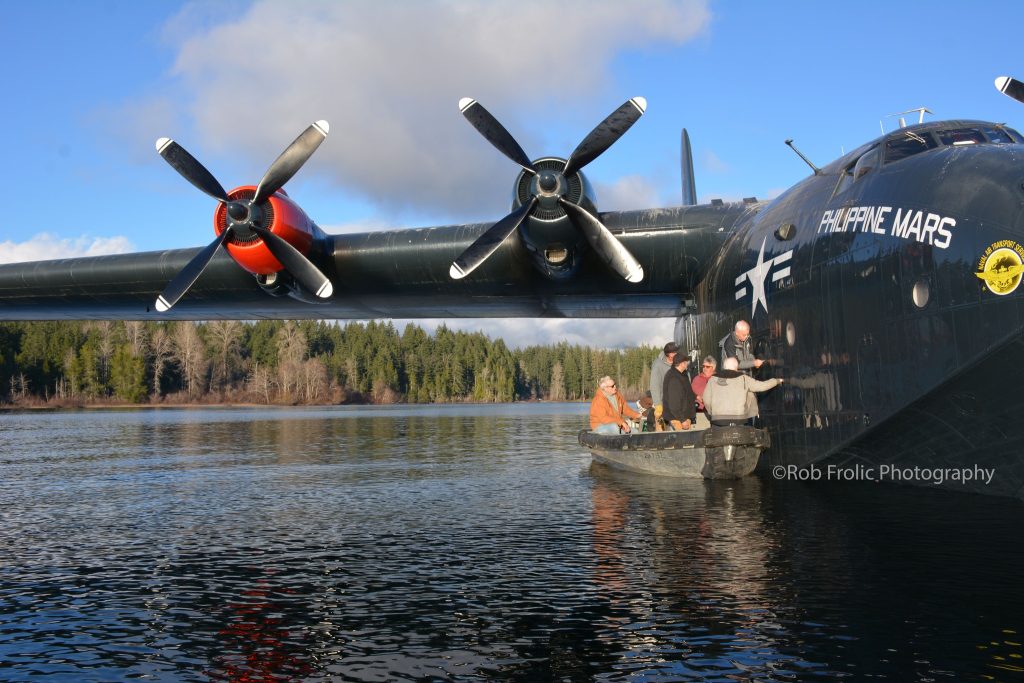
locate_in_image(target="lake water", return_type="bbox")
[1,403,1023,682]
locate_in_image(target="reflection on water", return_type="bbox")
[589,473,810,679]
[1,404,1023,681]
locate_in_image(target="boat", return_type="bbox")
[578,424,771,478]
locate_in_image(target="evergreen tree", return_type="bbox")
[110,345,147,403]
[1,319,657,406]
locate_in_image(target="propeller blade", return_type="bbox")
[995,76,1024,105]
[563,97,647,177]
[155,229,231,312]
[459,98,535,173]
[250,224,333,298]
[253,120,330,204]
[450,197,537,280]
[559,199,643,283]
[155,138,229,202]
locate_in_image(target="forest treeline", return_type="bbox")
[0,320,658,407]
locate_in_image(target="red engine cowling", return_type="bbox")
[214,186,316,275]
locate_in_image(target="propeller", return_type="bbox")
[451,98,646,283]
[153,121,332,312]
[996,76,1024,105]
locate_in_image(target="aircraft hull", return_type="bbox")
[816,331,1024,498]
[689,308,1024,499]
[683,126,1024,500]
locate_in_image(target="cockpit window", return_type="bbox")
[882,125,1024,165]
[982,126,1021,143]
[937,128,986,146]
[833,145,880,197]
[934,126,1023,146]
[1004,126,1024,142]
[884,131,938,163]
[852,145,880,179]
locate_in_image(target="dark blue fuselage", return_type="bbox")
[684,120,1024,498]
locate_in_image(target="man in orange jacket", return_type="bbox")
[589,376,641,434]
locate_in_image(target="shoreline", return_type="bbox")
[0,397,562,412]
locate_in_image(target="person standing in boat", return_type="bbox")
[662,354,696,431]
[649,342,679,431]
[702,357,783,426]
[691,355,717,412]
[691,355,717,429]
[720,320,764,374]
[590,376,641,434]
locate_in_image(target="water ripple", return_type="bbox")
[1,405,1023,680]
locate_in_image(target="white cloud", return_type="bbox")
[593,175,664,212]
[391,317,675,350]
[162,0,711,217]
[0,234,135,264]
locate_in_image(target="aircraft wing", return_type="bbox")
[0,207,734,321]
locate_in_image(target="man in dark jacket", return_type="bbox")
[720,320,764,374]
[661,354,696,430]
[649,341,678,430]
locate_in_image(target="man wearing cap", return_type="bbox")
[662,353,697,430]
[649,341,678,431]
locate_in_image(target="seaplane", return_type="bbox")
[4,77,1024,499]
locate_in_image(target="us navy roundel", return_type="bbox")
[735,238,794,317]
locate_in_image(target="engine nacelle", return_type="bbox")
[214,186,317,276]
[511,157,599,281]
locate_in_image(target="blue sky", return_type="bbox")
[2,0,1023,347]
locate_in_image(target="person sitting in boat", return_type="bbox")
[702,357,783,426]
[589,376,641,434]
[662,354,697,431]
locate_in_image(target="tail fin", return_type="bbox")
[681,128,697,206]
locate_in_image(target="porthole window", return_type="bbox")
[776,223,796,241]
[912,279,930,308]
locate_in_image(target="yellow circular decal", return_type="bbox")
[976,241,1024,295]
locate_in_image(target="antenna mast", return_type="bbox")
[784,139,821,175]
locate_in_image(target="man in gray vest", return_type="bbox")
[702,357,783,426]
[649,341,678,431]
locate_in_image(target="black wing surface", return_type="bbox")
[0,206,738,321]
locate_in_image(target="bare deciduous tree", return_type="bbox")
[276,321,307,402]
[151,327,174,398]
[206,320,243,392]
[549,361,566,401]
[124,321,148,358]
[247,361,275,404]
[172,322,208,399]
[301,357,329,402]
